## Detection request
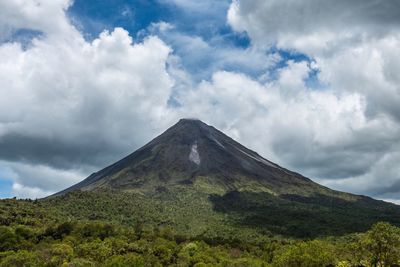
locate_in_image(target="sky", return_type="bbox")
[0,0,400,202]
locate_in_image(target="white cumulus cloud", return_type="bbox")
[0,2,177,198]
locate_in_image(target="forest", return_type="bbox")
[1,193,400,267]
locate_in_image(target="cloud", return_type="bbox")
[318,148,400,198]
[228,0,400,53]
[0,27,175,169]
[0,3,179,198]
[148,21,279,81]
[0,0,75,39]
[12,183,53,199]
[225,0,400,199]
[0,160,83,194]
[317,35,400,122]
[2,0,400,202]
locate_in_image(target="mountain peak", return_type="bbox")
[157,118,216,148]
[175,117,207,127]
[175,118,206,128]
[171,118,209,133]
[178,118,202,122]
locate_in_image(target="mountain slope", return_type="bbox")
[49,119,400,238]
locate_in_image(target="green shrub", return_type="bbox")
[363,222,400,266]
[273,240,335,267]
[0,250,38,267]
[0,227,18,251]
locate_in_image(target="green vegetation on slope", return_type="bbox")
[47,187,400,239]
[1,190,400,266]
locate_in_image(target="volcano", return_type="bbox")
[52,119,400,238]
[56,119,347,197]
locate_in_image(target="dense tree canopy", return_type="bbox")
[1,195,400,266]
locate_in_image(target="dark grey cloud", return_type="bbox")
[271,125,400,179]
[229,0,400,49]
[0,133,130,170]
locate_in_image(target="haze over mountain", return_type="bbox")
[52,119,400,238]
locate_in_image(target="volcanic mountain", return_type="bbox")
[51,119,400,238]
[56,119,348,197]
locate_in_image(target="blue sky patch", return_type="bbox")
[68,0,172,40]
[67,0,261,81]
[0,178,12,199]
